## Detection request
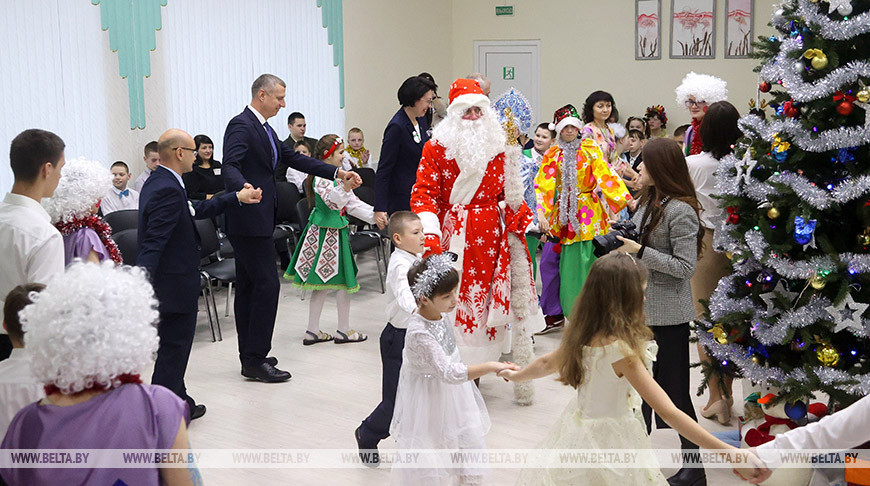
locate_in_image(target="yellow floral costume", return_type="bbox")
[534,138,632,310]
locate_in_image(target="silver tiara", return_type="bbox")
[411,253,457,299]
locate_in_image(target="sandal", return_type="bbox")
[303,330,334,346]
[334,329,368,344]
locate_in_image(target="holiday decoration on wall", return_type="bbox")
[636,0,663,59]
[670,0,716,58]
[700,0,870,409]
[726,0,755,58]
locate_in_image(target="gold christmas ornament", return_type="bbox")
[708,324,728,345]
[859,231,870,247]
[816,344,840,367]
[810,274,826,289]
[767,207,781,219]
[751,356,761,364]
[811,55,829,70]
[857,89,870,103]
[725,251,733,260]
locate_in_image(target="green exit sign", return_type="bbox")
[495,5,514,16]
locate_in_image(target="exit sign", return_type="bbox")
[495,5,514,16]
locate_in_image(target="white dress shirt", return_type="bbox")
[133,166,153,192]
[757,394,870,455]
[0,348,45,437]
[100,185,139,215]
[385,248,420,329]
[0,193,65,333]
[686,152,725,230]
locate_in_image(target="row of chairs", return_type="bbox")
[107,212,233,343]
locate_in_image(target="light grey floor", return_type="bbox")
[174,252,748,485]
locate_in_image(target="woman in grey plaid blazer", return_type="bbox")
[615,137,706,486]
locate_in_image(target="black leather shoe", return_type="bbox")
[354,426,379,468]
[242,362,291,382]
[190,404,207,421]
[667,466,706,486]
[240,357,279,374]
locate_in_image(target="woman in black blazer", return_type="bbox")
[373,75,437,228]
[183,134,224,200]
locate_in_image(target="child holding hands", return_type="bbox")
[285,135,376,344]
[390,254,518,485]
[501,253,767,485]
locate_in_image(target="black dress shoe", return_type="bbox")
[190,404,207,421]
[354,426,379,468]
[240,357,279,374]
[667,466,706,486]
[241,362,291,382]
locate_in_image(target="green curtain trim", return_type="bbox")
[316,0,344,109]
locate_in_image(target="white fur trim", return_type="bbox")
[548,122,556,131]
[554,116,582,136]
[417,211,442,239]
[446,93,491,117]
[675,71,728,105]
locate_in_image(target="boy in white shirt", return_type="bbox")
[100,161,139,215]
[355,211,425,467]
[285,141,311,195]
[0,284,46,436]
[0,129,66,360]
[133,141,160,192]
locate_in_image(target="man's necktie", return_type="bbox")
[264,122,279,169]
[119,189,130,198]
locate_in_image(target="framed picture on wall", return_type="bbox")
[670,0,716,59]
[636,0,662,60]
[725,0,754,58]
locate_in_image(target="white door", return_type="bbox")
[474,40,542,132]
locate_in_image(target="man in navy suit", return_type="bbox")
[222,74,361,383]
[138,129,262,419]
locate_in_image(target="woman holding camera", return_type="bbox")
[615,137,705,486]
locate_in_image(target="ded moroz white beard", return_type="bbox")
[431,104,506,175]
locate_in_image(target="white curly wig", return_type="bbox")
[20,261,159,394]
[674,72,728,106]
[42,157,112,224]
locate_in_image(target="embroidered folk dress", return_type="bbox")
[285,177,375,292]
[411,141,534,364]
[534,138,631,311]
[390,312,491,486]
[515,341,666,485]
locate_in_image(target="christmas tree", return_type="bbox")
[699,0,870,410]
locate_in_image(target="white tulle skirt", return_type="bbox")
[515,396,667,486]
[390,372,491,485]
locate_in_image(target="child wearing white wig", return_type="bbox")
[42,157,122,265]
[0,262,201,486]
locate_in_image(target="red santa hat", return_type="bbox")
[446,78,491,116]
[549,104,583,135]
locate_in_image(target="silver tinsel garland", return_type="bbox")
[741,171,870,210]
[761,38,870,103]
[740,114,870,152]
[753,296,831,345]
[745,229,837,278]
[796,1,870,40]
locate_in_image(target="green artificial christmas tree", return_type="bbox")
[700,0,870,412]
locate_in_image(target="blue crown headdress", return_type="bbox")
[492,88,534,134]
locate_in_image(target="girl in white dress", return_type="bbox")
[500,253,766,485]
[390,253,519,486]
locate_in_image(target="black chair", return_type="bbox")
[352,167,376,189]
[111,228,138,266]
[104,209,138,234]
[297,198,313,224]
[274,182,302,258]
[195,218,236,339]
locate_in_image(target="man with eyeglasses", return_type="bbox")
[137,128,263,420]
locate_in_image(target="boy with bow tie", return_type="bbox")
[101,161,139,215]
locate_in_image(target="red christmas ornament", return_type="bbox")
[834,91,856,116]
[783,100,800,118]
[726,206,740,224]
[759,81,772,93]
[836,100,854,116]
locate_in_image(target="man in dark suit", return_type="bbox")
[222,74,361,383]
[138,129,262,419]
[277,111,319,182]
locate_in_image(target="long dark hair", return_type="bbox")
[700,101,742,160]
[305,134,340,209]
[193,134,216,166]
[637,138,704,256]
